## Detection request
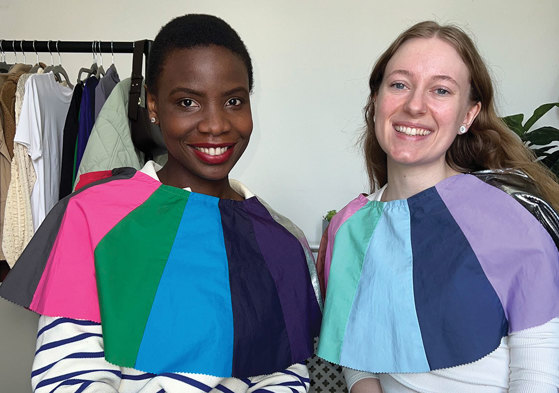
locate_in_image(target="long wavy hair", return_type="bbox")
[362,21,559,209]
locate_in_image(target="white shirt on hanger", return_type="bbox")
[13,72,73,230]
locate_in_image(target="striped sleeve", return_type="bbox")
[32,316,121,393]
[31,316,311,393]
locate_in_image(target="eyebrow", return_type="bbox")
[168,87,203,96]
[387,69,459,86]
[168,86,249,97]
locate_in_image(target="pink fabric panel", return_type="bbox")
[324,195,369,288]
[30,172,160,321]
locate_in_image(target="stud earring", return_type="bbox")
[458,125,467,135]
[150,117,156,124]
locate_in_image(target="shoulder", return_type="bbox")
[469,170,559,250]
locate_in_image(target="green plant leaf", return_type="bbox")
[530,146,553,159]
[523,102,559,131]
[549,155,559,179]
[502,114,525,136]
[541,150,559,169]
[324,209,337,221]
[522,126,559,146]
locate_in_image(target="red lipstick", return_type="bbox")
[190,143,235,165]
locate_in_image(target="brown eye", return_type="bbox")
[226,98,242,107]
[179,99,194,107]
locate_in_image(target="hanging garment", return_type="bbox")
[0,64,32,261]
[15,67,45,125]
[58,82,83,199]
[74,76,98,172]
[1,71,43,266]
[0,64,32,158]
[0,112,9,261]
[2,143,36,267]
[318,173,559,374]
[13,72,72,230]
[94,63,119,120]
[0,166,322,377]
[75,78,166,188]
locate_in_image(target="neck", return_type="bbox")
[156,161,243,201]
[382,160,461,201]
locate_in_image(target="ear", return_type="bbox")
[146,88,158,121]
[463,101,481,128]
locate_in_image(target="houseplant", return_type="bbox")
[502,102,559,177]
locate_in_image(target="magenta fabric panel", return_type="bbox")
[29,172,159,321]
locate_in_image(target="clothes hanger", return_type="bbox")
[29,41,43,73]
[19,40,33,67]
[44,41,74,89]
[52,41,73,88]
[42,40,56,73]
[7,40,19,71]
[76,41,98,83]
[104,41,118,75]
[0,41,11,73]
[94,41,106,79]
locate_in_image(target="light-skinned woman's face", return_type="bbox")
[148,45,252,191]
[374,37,481,175]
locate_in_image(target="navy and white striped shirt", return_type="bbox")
[32,316,311,393]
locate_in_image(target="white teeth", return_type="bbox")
[394,125,432,136]
[195,146,229,156]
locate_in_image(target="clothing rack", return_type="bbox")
[0,40,151,57]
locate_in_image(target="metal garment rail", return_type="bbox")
[0,40,151,57]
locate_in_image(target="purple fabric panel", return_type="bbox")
[244,198,319,363]
[436,174,559,332]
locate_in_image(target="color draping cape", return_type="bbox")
[0,167,322,377]
[317,172,559,373]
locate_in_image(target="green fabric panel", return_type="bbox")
[318,201,383,362]
[94,186,188,366]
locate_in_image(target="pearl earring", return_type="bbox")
[458,125,467,135]
[150,117,156,124]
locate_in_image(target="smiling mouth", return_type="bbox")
[193,146,231,156]
[394,125,432,136]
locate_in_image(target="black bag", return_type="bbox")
[128,40,166,162]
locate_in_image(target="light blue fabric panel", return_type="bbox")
[340,200,429,372]
[135,192,234,375]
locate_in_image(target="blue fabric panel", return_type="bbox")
[219,199,291,377]
[136,193,234,375]
[340,200,429,372]
[409,188,508,369]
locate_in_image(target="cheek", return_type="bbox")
[236,111,254,138]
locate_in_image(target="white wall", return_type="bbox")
[1,1,558,390]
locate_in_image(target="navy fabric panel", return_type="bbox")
[0,168,137,308]
[219,198,291,377]
[408,187,508,369]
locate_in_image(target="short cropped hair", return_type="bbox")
[146,14,253,93]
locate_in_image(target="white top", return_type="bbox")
[13,72,72,230]
[343,186,559,393]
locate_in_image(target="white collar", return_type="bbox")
[140,160,255,199]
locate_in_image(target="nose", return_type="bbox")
[198,106,231,135]
[404,89,427,116]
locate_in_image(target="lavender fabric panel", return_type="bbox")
[436,174,559,332]
[244,197,320,362]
